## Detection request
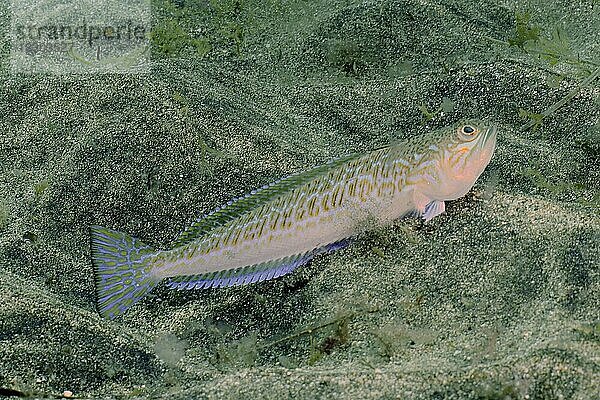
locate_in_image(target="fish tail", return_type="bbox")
[90,225,159,319]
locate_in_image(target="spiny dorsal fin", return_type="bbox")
[173,152,362,247]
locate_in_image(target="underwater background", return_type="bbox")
[0,0,599,398]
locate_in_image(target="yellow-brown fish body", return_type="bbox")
[91,120,497,319]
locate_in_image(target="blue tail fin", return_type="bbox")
[90,225,159,319]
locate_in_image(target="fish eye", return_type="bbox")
[462,125,475,135]
[457,124,480,141]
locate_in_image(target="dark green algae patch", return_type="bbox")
[0,0,599,398]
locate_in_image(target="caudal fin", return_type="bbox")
[90,225,159,319]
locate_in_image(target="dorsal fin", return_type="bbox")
[173,152,362,247]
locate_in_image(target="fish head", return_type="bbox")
[429,120,498,200]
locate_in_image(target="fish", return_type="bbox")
[90,120,498,319]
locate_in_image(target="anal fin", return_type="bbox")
[167,239,352,290]
[167,252,314,290]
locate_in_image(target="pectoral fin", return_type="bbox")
[422,200,445,222]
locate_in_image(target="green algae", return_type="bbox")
[574,322,600,342]
[151,0,253,58]
[150,20,203,57]
[418,96,455,123]
[507,10,541,49]
[33,179,49,199]
[0,200,8,230]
